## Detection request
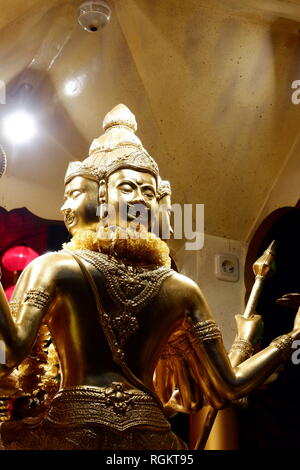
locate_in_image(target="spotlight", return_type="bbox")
[64,77,84,97]
[2,110,37,144]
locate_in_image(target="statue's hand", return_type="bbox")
[293,306,300,332]
[235,313,264,346]
[276,293,300,332]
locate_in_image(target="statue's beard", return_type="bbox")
[63,225,171,267]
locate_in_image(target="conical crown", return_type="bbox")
[89,103,141,153]
[65,104,159,184]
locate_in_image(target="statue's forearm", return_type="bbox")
[229,331,298,397]
[189,319,299,407]
[0,256,56,367]
[184,282,300,407]
[228,314,263,367]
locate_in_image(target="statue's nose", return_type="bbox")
[131,199,150,214]
[132,188,149,206]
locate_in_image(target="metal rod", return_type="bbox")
[194,407,218,450]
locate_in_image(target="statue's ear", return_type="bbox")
[158,193,173,240]
[99,179,107,204]
[156,179,173,240]
[98,179,109,220]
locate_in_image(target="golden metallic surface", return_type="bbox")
[243,240,276,319]
[0,105,299,450]
[47,384,171,431]
[252,240,276,277]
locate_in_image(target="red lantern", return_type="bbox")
[2,246,39,272]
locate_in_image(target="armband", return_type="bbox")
[188,319,221,344]
[230,339,254,360]
[270,334,293,362]
[24,288,52,310]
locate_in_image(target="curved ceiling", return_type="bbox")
[0,0,299,240]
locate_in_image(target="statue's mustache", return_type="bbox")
[127,202,150,218]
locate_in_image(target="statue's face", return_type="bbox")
[107,168,158,231]
[61,176,99,235]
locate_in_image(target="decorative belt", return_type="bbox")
[46,382,171,432]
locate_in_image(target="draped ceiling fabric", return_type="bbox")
[0,0,299,239]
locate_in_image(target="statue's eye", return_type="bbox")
[144,191,155,199]
[119,184,133,193]
[70,190,81,198]
[143,188,155,199]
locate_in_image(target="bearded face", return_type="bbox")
[61,170,170,266]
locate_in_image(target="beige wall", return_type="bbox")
[0,173,62,220]
[175,234,247,349]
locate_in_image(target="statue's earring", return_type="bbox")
[98,204,108,219]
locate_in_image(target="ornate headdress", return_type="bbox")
[64,104,170,199]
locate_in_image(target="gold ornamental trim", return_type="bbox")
[46,383,171,432]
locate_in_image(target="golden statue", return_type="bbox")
[0,104,299,450]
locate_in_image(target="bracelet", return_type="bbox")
[9,300,21,318]
[270,334,293,362]
[230,339,254,359]
[24,288,51,310]
[189,319,222,344]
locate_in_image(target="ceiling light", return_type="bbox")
[64,77,84,97]
[2,110,37,144]
[78,1,111,33]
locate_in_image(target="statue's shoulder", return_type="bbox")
[24,251,64,270]
[163,270,207,308]
[23,250,83,280]
[35,250,76,267]
[166,270,200,292]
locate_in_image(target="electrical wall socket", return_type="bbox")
[214,253,239,282]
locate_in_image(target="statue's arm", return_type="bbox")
[0,253,57,376]
[153,315,261,414]
[228,313,263,366]
[185,279,300,409]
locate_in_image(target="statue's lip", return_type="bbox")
[64,212,77,226]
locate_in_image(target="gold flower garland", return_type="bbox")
[63,226,171,267]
